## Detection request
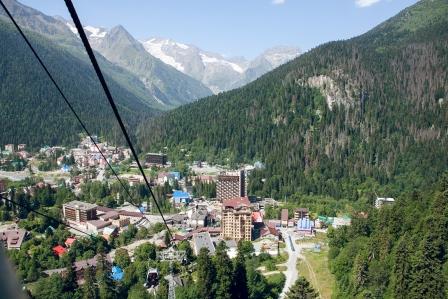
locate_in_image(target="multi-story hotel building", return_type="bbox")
[63,200,97,224]
[217,170,246,201]
[145,153,167,166]
[221,197,252,241]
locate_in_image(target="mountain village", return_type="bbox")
[0,135,394,297]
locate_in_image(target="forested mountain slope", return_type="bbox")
[0,0,212,109]
[91,25,212,107]
[0,19,157,147]
[328,174,448,298]
[139,0,448,199]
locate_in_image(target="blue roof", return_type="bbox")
[111,266,124,281]
[61,164,71,172]
[169,171,181,180]
[173,190,190,199]
[297,218,315,230]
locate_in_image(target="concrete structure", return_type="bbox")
[17,144,26,151]
[86,220,111,234]
[317,216,351,228]
[99,211,119,221]
[112,217,130,228]
[281,209,289,227]
[192,232,215,255]
[217,170,245,201]
[375,197,395,209]
[103,226,118,240]
[63,200,97,224]
[43,255,112,284]
[145,153,167,166]
[189,209,208,228]
[221,197,252,241]
[172,190,192,206]
[293,208,309,223]
[4,144,14,153]
[0,228,27,250]
[296,218,315,234]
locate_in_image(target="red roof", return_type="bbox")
[65,237,76,247]
[223,197,250,209]
[53,245,67,256]
[173,234,186,241]
[252,212,263,223]
[281,209,289,221]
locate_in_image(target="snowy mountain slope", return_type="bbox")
[141,37,300,93]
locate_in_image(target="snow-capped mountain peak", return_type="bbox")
[261,46,300,67]
[83,25,108,39]
[141,38,190,72]
[199,53,245,74]
[60,18,108,41]
[65,22,78,35]
[139,37,300,93]
[61,18,300,94]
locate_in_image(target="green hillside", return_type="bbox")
[0,19,158,147]
[138,0,448,199]
[328,174,448,298]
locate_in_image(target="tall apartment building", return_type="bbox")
[217,170,246,201]
[221,197,252,241]
[294,208,309,223]
[63,200,97,223]
[145,153,167,166]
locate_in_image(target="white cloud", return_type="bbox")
[272,0,286,5]
[355,0,381,7]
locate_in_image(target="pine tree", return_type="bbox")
[246,265,268,299]
[82,267,97,299]
[409,230,446,299]
[214,241,233,299]
[392,235,413,299]
[164,230,171,247]
[196,247,216,299]
[285,276,318,299]
[231,250,248,299]
[63,259,77,292]
[26,258,39,282]
[96,253,116,299]
[114,248,131,269]
[352,250,369,292]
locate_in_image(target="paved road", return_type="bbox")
[279,230,299,298]
[279,229,315,298]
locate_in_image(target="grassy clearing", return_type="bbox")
[276,265,287,271]
[297,236,335,299]
[295,232,327,245]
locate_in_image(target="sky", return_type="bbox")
[19,0,418,59]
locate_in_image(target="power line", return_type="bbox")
[0,0,143,217]
[63,0,174,241]
[0,194,91,237]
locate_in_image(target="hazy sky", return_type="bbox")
[19,0,418,58]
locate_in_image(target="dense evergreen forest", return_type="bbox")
[0,19,158,148]
[328,173,448,298]
[138,0,448,200]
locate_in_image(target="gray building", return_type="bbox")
[192,232,215,255]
